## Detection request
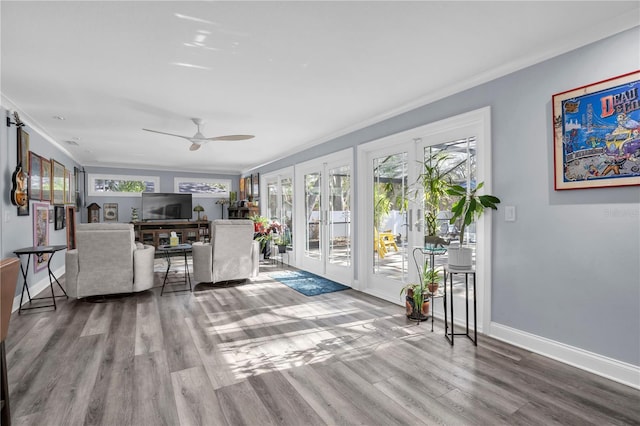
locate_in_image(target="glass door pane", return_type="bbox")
[328,165,351,267]
[281,177,293,251]
[304,172,321,261]
[372,152,408,282]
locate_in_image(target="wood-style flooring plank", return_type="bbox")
[132,350,179,426]
[134,292,164,355]
[3,266,638,426]
[171,365,227,426]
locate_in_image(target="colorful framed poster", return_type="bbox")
[41,158,52,202]
[64,169,71,204]
[29,152,42,201]
[553,70,640,190]
[33,202,49,272]
[51,159,65,204]
[66,205,77,250]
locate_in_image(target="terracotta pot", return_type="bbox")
[427,282,439,293]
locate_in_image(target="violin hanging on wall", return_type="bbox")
[11,162,28,207]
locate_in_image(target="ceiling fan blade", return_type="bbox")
[207,134,255,141]
[142,128,191,140]
[189,143,201,151]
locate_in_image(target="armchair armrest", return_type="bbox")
[192,242,213,283]
[65,249,79,298]
[133,244,155,292]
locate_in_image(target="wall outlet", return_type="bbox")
[505,205,516,222]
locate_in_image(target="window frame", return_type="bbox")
[87,173,160,197]
[173,177,232,198]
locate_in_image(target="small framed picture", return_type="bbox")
[103,203,118,222]
[54,205,65,230]
[51,159,65,205]
[41,158,52,202]
[29,152,42,201]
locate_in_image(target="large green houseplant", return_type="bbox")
[445,181,500,268]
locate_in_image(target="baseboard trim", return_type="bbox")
[12,266,65,312]
[490,322,640,390]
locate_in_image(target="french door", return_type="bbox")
[264,170,294,263]
[295,149,353,285]
[357,107,493,332]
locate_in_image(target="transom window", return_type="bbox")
[88,174,159,197]
[174,177,232,198]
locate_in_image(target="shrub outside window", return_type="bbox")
[88,174,159,197]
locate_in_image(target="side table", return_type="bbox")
[13,245,68,313]
[444,267,477,346]
[157,244,192,295]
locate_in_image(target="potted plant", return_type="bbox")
[273,230,290,253]
[413,151,461,247]
[400,283,429,321]
[423,266,442,294]
[445,181,500,268]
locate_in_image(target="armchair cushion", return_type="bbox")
[193,220,259,284]
[65,223,155,298]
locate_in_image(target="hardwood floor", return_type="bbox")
[5,265,640,426]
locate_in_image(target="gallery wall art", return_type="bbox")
[553,70,640,190]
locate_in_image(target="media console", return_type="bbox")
[132,220,211,247]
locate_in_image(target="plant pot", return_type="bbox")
[277,244,287,254]
[447,246,473,270]
[427,282,439,293]
[405,288,429,320]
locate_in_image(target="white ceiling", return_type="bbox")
[2,1,638,174]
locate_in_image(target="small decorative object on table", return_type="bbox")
[193,204,204,221]
[131,207,139,222]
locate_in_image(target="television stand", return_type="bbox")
[132,220,211,247]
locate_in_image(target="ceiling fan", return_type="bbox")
[143,118,254,151]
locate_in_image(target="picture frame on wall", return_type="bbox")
[67,169,75,205]
[244,176,252,199]
[64,169,71,204]
[552,70,640,190]
[29,152,42,201]
[251,173,259,198]
[41,158,52,202]
[103,203,118,222]
[66,205,76,250]
[33,202,49,273]
[51,159,65,204]
[239,176,246,201]
[54,205,65,230]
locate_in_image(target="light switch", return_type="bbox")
[505,205,516,222]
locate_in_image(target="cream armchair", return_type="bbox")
[192,219,259,284]
[65,223,155,298]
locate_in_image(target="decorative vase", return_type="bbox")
[421,299,430,317]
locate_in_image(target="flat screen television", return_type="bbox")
[141,193,193,221]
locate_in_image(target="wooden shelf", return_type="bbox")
[228,206,259,220]
[132,220,210,247]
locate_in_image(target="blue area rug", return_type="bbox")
[269,270,350,296]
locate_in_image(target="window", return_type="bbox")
[174,177,232,198]
[88,174,159,197]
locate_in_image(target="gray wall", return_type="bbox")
[81,166,240,224]
[1,110,81,295]
[255,27,640,366]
